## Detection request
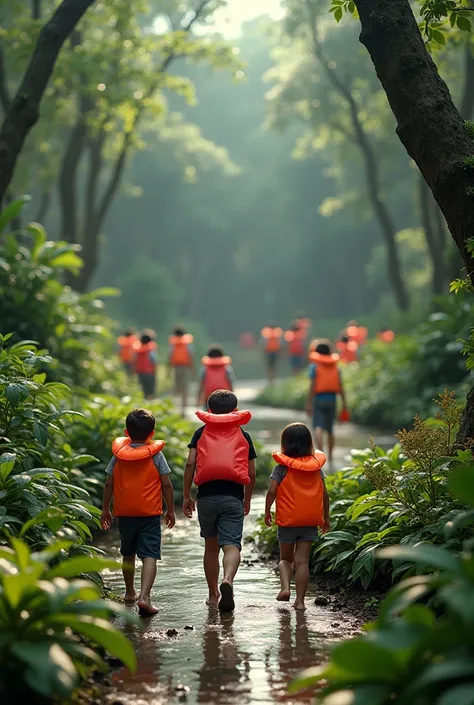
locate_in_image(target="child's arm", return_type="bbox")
[101,475,114,530]
[244,459,256,516]
[339,372,347,409]
[161,475,176,528]
[183,448,197,517]
[306,377,314,417]
[265,479,278,526]
[322,481,330,534]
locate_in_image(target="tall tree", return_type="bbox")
[0,0,95,204]
[331,0,474,439]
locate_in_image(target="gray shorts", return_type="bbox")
[118,516,161,559]
[277,526,320,543]
[313,397,336,434]
[197,496,244,550]
[174,366,188,392]
[138,373,156,398]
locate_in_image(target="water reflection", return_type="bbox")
[197,611,251,704]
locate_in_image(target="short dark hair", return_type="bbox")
[124,328,134,337]
[281,422,314,458]
[208,390,238,414]
[316,343,331,355]
[126,408,155,441]
[174,327,185,337]
[207,345,224,358]
[340,335,349,343]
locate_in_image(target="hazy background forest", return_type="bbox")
[9,0,466,343]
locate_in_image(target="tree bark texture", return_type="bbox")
[419,174,446,296]
[353,0,474,284]
[0,0,95,204]
[460,39,474,120]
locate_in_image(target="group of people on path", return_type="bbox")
[101,391,329,617]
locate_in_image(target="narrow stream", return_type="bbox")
[99,382,393,704]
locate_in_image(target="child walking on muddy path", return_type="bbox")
[182,390,256,612]
[100,408,176,617]
[265,422,329,611]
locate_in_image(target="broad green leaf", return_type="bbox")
[332,639,398,679]
[457,15,472,32]
[45,556,120,579]
[438,684,474,705]
[449,464,474,507]
[377,544,460,574]
[48,251,83,272]
[14,642,78,698]
[0,453,16,482]
[0,196,30,235]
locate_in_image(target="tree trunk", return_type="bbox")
[352,0,474,442]
[0,0,95,204]
[58,118,88,244]
[419,174,445,296]
[353,0,474,283]
[35,189,51,224]
[460,39,474,120]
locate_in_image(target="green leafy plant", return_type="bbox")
[290,461,474,705]
[0,538,136,702]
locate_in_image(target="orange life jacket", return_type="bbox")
[284,330,305,356]
[377,330,395,343]
[261,327,283,353]
[194,410,252,486]
[201,356,232,399]
[135,341,157,375]
[347,325,368,346]
[169,334,194,366]
[112,437,165,516]
[272,451,326,527]
[336,340,358,364]
[310,352,341,394]
[118,335,138,363]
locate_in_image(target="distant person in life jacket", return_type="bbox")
[197,345,234,408]
[284,322,306,375]
[117,329,138,376]
[265,423,329,611]
[182,390,257,612]
[377,328,396,343]
[168,327,195,416]
[100,408,175,617]
[347,320,368,347]
[306,342,348,467]
[135,331,158,401]
[261,325,283,383]
[336,334,359,364]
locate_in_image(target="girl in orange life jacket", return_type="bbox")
[182,390,257,612]
[197,345,235,408]
[168,327,195,416]
[100,408,176,617]
[265,422,329,611]
[336,334,359,364]
[117,328,139,376]
[261,325,283,383]
[377,328,396,343]
[135,330,159,400]
[306,342,348,468]
[284,322,306,375]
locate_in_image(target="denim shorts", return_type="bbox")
[138,373,156,397]
[290,354,303,370]
[312,396,336,433]
[118,516,161,559]
[278,526,320,543]
[266,351,279,368]
[197,496,244,550]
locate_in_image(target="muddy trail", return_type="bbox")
[98,382,393,705]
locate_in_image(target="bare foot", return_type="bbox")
[218,581,235,612]
[206,594,219,607]
[277,588,291,602]
[138,598,158,617]
[293,600,306,611]
[124,592,137,603]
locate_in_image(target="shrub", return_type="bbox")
[0,539,136,702]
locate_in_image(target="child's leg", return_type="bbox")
[122,554,136,601]
[314,426,324,453]
[204,537,220,606]
[217,497,244,612]
[328,433,335,465]
[277,541,295,601]
[222,545,240,585]
[138,558,158,615]
[293,541,313,611]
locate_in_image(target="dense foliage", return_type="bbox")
[291,446,474,705]
[255,392,470,590]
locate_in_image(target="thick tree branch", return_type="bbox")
[0,40,11,114]
[460,39,474,120]
[32,0,42,20]
[419,173,446,295]
[35,189,51,224]
[0,0,96,204]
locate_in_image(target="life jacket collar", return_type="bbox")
[135,341,157,352]
[112,437,165,460]
[272,451,326,471]
[169,334,194,345]
[261,327,283,339]
[201,356,232,366]
[309,352,340,365]
[196,410,252,426]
